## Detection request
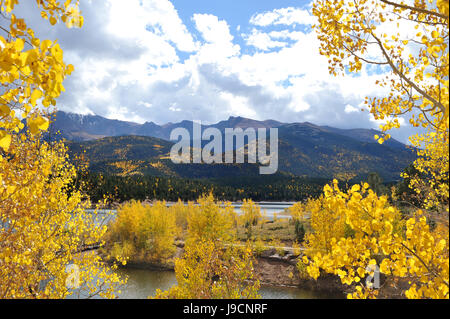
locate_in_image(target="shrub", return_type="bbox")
[106,200,177,263]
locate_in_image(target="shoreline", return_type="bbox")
[86,200,298,211]
[106,247,348,297]
[101,243,406,299]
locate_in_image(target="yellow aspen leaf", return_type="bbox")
[30,89,42,106]
[14,38,24,52]
[40,39,52,51]
[27,115,49,135]
[0,131,12,151]
[66,64,75,75]
[0,104,10,117]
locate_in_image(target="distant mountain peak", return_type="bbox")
[49,110,405,150]
[228,115,246,120]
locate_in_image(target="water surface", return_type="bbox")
[115,268,342,299]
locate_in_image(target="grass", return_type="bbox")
[236,218,297,244]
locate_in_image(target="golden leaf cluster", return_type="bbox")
[1,0,124,298]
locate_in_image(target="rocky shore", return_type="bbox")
[253,248,346,295]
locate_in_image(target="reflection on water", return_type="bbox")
[258,286,341,299]
[115,268,177,299]
[115,268,342,299]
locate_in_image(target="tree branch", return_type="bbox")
[380,0,449,21]
[371,32,446,114]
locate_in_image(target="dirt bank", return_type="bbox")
[253,255,345,294]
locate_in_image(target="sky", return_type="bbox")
[14,0,418,143]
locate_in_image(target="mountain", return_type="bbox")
[59,111,416,181]
[48,112,283,141]
[47,111,141,141]
[66,135,263,179]
[275,124,414,180]
[50,111,404,148]
[319,126,406,149]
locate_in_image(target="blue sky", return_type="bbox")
[14,0,417,143]
[171,0,310,28]
[172,1,311,34]
[171,0,312,58]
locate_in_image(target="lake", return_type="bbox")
[114,268,342,299]
[89,201,294,225]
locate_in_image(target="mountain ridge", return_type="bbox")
[49,111,406,150]
[57,110,416,182]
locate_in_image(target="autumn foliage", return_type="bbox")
[105,200,177,263]
[299,0,449,299]
[0,1,123,298]
[155,194,260,299]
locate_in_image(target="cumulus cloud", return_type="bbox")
[8,0,417,143]
[249,7,316,26]
[243,29,287,51]
[192,14,240,64]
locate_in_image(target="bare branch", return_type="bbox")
[371,32,446,114]
[380,0,449,21]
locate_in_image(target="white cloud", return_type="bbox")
[107,0,197,53]
[220,92,257,119]
[10,0,418,143]
[243,29,287,51]
[249,7,316,27]
[192,14,240,64]
[169,104,182,112]
[138,101,153,108]
[344,104,359,113]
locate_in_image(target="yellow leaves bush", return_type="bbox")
[311,0,449,299]
[0,136,125,298]
[155,240,260,299]
[240,199,261,226]
[240,199,261,240]
[0,1,84,152]
[167,199,195,234]
[186,193,237,245]
[300,180,449,299]
[154,194,260,299]
[1,0,125,298]
[106,200,177,263]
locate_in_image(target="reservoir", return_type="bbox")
[114,268,342,299]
